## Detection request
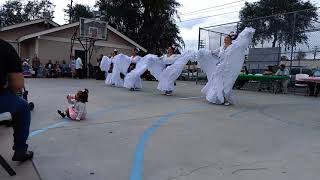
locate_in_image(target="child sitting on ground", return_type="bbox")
[57,89,89,121]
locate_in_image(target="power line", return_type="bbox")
[180,0,244,16]
[200,6,320,29]
[180,3,245,17]
[179,10,240,23]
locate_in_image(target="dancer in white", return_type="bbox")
[102,49,118,85]
[111,48,142,87]
[148,46,195,96]
[99,55,111,83]
[201,27,255,105]
[124,54,158,91]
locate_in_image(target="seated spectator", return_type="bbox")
[275,64,290,94]
[0,39,33,162]
[264,65,274,75]
[236,66,249,89]
[37,63,46,78]
[60,60,69,77]
[45,60,54,78]
[54,61,61,77]
[258,66,275,91]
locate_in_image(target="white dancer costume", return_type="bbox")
[148,51,195,93]
[99,56,113,85]
[124,54,158,90]
[111,54,130,87]
[111,54,141,87]
[202,27,255,104]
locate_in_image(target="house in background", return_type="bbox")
[0,19,147,65]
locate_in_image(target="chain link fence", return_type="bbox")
[198,8,320,74]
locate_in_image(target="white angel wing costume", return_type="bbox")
[196,48,220,80]
[105,57,114,85]
[99,56,112,85]
[111,54,131,87]
[124,54,158,89]
[157,51,196,92]
[204,27,255,104]
[147,56,165,81]
[99,56,111,72]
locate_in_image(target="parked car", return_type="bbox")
[288,67,313,87]
[313,69,320,77]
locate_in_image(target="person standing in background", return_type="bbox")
[70,56,76,78]
[75,57,83,79]
[275,64,290,94]
[32,54,40,77]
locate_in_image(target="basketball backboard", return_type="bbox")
[79,18,107,40]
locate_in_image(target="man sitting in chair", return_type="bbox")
[0,39,33,162]
[275,64,290,94]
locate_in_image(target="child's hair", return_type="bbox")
[76,89,89,103]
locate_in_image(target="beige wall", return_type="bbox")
[37,37,134,65]
[5,22,141,64]
[46,26,134,48]
[0,22,53,41]
[20,38,36,60]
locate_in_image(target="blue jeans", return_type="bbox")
[0,89,31,153]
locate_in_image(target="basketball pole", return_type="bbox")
[70,17,107,78]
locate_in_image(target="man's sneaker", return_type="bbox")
[130,88,135,91]
[12,151,34,162]
[224,102,231,106]
[57,110,66,118]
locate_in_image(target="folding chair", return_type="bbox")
[0,112,16,176]
[0,155,16,176]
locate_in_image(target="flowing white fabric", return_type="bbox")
[99,56,111,72]
[147,56,165,81]
[196,48,220,81]
[203,27,255,104]
[99,56,113,85]
[157,51,196,92]
[124,54,158,89]
[111,54,131,87]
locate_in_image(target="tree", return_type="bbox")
[64,4,94,23]
[0,0,55,27]
[139,0,183,54]
[96,0,183,54]
[239,0,317,48]
[24,0,55,20]
[0,0,25,26]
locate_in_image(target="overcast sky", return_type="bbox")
[2,0,320,50]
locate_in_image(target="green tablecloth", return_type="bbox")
[237,74,289,81]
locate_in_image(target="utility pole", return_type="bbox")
[69,0,73,23]
[290,12,297,69]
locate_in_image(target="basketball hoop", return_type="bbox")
[88,27,98,39]
[79,18,107,40]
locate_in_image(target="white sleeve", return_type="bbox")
[211,47,221,56]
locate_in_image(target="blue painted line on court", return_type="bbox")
[29,121,68,138]
[129,111,180,180]
[128,104,208,180]
[28,100,147,139]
